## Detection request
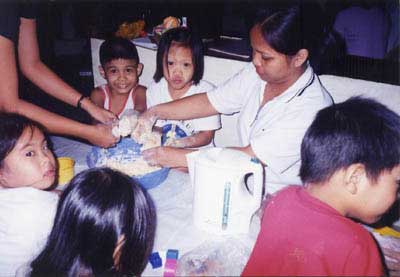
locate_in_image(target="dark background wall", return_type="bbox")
[21,0,399,122]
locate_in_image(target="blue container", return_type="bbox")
[86,138,170,190]
[161,124,187,145]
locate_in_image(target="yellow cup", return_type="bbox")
[57,157,75,185]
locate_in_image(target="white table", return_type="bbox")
[50,135,259,275]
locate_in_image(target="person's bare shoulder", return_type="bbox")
[134,85,147,112]
[90,87,105,107]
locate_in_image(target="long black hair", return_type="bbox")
[30,167,156,276]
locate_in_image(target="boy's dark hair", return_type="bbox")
[154,27,204,85]
[100,37,140,67]
[31,167,156,276]
[0,113,44,167]
[300,97,400,184]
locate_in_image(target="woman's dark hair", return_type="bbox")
[153,27,204,85]
[300,97,400,184]
[255,2,345,74]
[100,37,140,67]
[31,167,156,276]
[0,113,44,167]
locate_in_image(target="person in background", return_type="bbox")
[0,113,59,277]
[144,27,220,149]
[29,167,156,276]
[91,37,147,117]
[0,2,118,148]
[242,97,400,276]
[333,0,389,59]
[385,0,399,58]
[136,4,335,194]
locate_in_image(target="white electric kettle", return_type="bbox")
[187,147,264,235]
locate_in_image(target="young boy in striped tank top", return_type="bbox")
[91,37,146,119]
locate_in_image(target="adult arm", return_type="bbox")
[134,93,218,139]
[142,147,194,168]
[146,93,217,121]
[17,18,116,124]
[0,34,117,147]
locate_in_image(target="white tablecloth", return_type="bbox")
[50,135,259,275]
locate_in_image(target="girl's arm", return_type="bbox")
[17,18,116,124]
[169,130,215,148]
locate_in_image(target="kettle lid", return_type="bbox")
[196,148,260,168]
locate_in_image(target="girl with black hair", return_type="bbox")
[29,167,156,276]
[0,113,58,276]
[144,27,220,151]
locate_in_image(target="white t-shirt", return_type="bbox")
[0,187,58,277]
[147,78,221,139]
[207,63,333,193]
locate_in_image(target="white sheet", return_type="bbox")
[50,135,259,275]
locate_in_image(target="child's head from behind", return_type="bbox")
[154,27,204,92]
[31,167,156,276]
[300,97,400,223]
[0,113,56,189]
[99,37,143,95]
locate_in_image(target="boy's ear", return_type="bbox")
[137,63,143,77]
[293,49,309,67]
[343,163,366,195]
[99,65,106,79]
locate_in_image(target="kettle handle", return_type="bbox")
[246,159,264,209]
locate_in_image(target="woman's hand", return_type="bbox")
[142,146,190,168]
[85,124,120,148]
[81,97,117,124]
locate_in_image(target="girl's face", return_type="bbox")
[250,24,301,84]
[163,44,194,96]
[100,59,143,95]
[0,127,56,189]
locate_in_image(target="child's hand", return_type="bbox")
[382,247,400,276]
